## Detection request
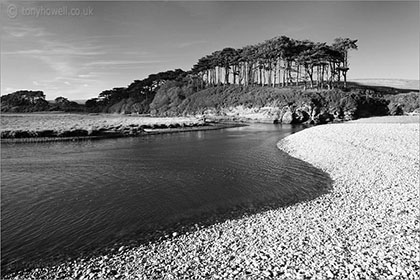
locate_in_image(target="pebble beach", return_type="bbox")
[3,116,419,279]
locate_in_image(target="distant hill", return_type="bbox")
[72,100,88,105]
[48,99,87,105]
[349,79,419,91]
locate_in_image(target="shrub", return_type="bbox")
[385,92,419,114]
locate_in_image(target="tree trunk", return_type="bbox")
[337,63,341,82]
[242,62,246,85]
[307,67,314,88]
[263,66,266,86]
[273,62,277,87]
[247,63,253,86]
[343,71,347,89]
[282,61,287,87]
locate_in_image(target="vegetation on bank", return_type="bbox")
[84,69,187,113]
[2,86,417,124]
[82,35,360,116]
[2,35,418,119]
[147,83,390,122]
[0,91,83,113]
[385,92,420,115]
[1,91,50,112]
[0,114,210,141]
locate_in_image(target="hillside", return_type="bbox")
[349,79,419,92]
[3,82,418,124]
[147,84,391,124]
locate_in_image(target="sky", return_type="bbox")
[1,0,419,100]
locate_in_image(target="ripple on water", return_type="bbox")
[1,124,331,273]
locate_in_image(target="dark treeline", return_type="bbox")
[0,91,83,112]
[2,36,418,118]
[1,91,50,112]
[191,36,358,90]
[86,35,358,112]
[85,69,187,112]
[2,35,359,114]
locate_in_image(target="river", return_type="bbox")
[1,123,331,272]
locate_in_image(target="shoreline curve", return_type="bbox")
[2,116,418,279]
[0,122,245,144]
[277,115,419,279]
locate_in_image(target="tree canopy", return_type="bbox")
[85,69,188,110]
[191,35,358,89]
[85,35,358,112]
[1,90,50,112]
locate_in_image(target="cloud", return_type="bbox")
[176,40,208,48]
[3,24,110,88]
[37,56,75,76]
[77,72,120,79]
[3,47,105,56]
[3,25,53,38]
[2,34,105,57]
[2,20,166,99]
[3,49,44,55]
[122,50,152,56]
[78,74,95,78]
[55,76,98,83]
[84,60,166,66]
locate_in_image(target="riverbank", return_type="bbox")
[277,115,419,279]
[3,116,419,279]
[0,113,244,143]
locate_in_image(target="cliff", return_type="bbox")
[146,84,390,124]
[4,85,412,125]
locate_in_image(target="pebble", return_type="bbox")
[3,118,419,279]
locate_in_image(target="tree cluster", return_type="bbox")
[1,90,50,112]
[50,96,82,112]
[85,69,187,110]
[84,35,358,113]
[191,36,358,89]
[0,91,86,112]
[1,90,46,106]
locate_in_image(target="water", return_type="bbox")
[1,124,331,272]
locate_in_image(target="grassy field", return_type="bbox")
[350,79,419,90]
[0,113,203,132]
[0,113,209,141]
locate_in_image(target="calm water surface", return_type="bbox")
[1,124,330,271]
